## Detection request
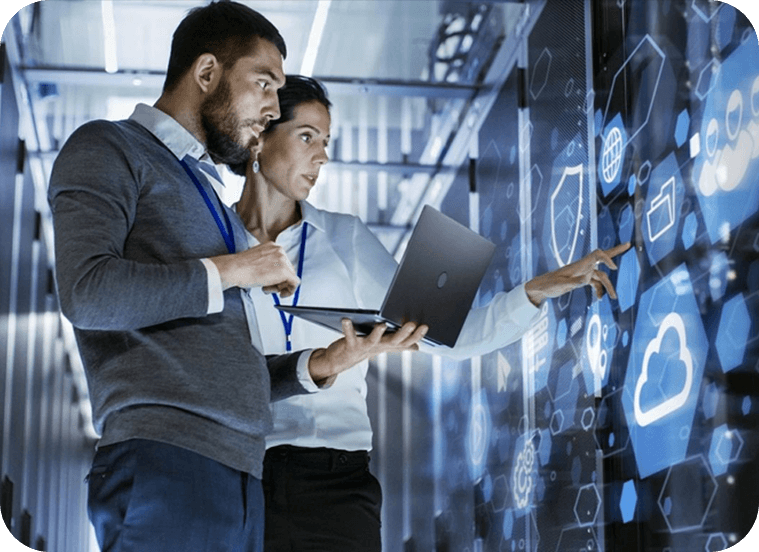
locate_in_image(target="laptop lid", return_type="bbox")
[276,205,495,347]
[378,204,495,347]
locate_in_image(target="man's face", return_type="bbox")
[200,38,285,165]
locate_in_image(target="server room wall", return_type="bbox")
[1,50,97,552]
[367,2,759,551]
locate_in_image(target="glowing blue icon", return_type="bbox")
[622,265,708,478]
[581,294,618,395]
[682,212,698,250]
[643,153,685,266]
[550,165,584,267]
[512,433,537,511]
[620,480,637,523]
[603,128,624,182]
[708,424,744,476]
[598,114,628,197]
[466,390,491,482]
[646,177,676,243]
[675,109,690,148]
[522,302,556,395]
[617,248,640,313]
[543,136,589,272]
[633,313,694,427]
[693,34,759,244]
[715,293,751,372]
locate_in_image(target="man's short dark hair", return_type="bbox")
[164,0,286,92]
[228,75,331,176]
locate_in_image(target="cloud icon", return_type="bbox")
[634,313,694,427]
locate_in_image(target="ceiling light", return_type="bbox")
[300,0,332,77]
[101,0,118,74]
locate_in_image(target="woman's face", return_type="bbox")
[258,100,330,202]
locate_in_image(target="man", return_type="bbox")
[47,2,425,551]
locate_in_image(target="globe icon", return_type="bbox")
[602,127,624,183]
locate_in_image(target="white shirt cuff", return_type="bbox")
[200,258,224,314]
[296,349,323,392]
[512,282,542,320]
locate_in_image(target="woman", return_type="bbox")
[233,75,626,551]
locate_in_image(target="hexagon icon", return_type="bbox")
[598,113,628,197]
[657,456,717,533]
[574,484,602,527]
[618,204,634,244]
[543,135,589,272]
[682,212,698,250]
[602,35,665,145]
[537,429,552,467]
[594,389,631,458]
[617,248,640,313]
[643,153,686,266]
[620,480,637,523]
[675,109,690,148]
[706,533,729,552]
[622,265,709,478]
[708,424,744,476]
[581,294,619,395]
[691,0,723,22]
[511,432,538,512]
[550,165,585,268]
[466,391,492,482]
[695,59,720,101]
[716,293,751,372]
[692,35,759,244]
[550,410,565,435]
[530,48,552,100]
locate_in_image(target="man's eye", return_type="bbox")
[301,134,311,143]
[259,81,268,90]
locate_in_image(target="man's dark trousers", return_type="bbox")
[87,439,263,552]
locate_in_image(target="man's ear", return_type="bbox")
[192,53,223,95]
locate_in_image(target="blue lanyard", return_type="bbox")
[179,158,236,254]
[271,222,309,351]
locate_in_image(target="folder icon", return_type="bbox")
[646,176,676,243]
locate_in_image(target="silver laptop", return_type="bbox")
[276,205,495,347]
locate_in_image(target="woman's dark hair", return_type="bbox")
[163,1,287,93]
[228,75,331,176]
[263,75,332,134]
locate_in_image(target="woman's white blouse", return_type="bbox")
[241,201,540,452]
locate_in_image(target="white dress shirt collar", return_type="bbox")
[299,201,327,233]
[128,103,210,164]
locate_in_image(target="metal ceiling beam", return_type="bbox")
[40,149,454,177]
[20,66,478,99]
[328,160,456,176]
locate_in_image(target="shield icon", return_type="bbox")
[550,164,584,267]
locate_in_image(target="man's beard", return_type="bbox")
[200,77,258,166]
